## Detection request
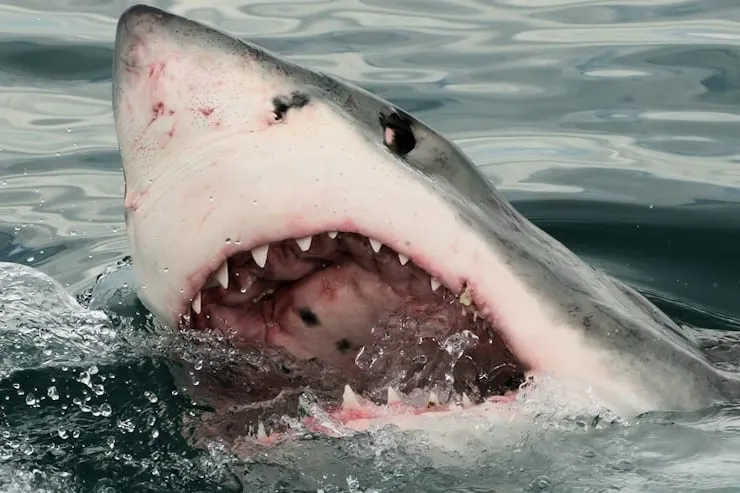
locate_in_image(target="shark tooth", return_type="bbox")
[430,277,441,291]
[257,421,267,440]
[387,387,402,405]
[462,393,473,408]
[342,384,362,410]
[191,291,202,314]
[214,261,229,289]
[459,286,472,306]
[251,244,269,268]
[296,236,312,252]
[428,391,440,406]
[368,238,382,253]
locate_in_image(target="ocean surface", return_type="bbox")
[1,0,740,491]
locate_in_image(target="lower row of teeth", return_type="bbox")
[190,232,477,316]
[250,384,477,440]
[341,384,473,410]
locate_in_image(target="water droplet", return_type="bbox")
[18,442,33,456]
[613,459,634,472]
[529,476,551,490]
[144,391,158,403]
[194,360,203,371]
[25,394,37,406]
[99,403,112,417]
[117,419,135,433]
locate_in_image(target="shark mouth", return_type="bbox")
[182,229,528,434]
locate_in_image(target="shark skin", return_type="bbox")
[112,3,739,433]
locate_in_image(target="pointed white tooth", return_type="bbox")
[462,393,473,408]
[428,391,440,406]
[342,384,362,410]
[368,238,382,253]
[473,311,479,322]
[296,236,312,251]
[430,277,441,291]
[251,244,269,268]
[387,387,402,405]
[327,231,338,239]
[257,421,267,440]
[459,286,472,306]
[397,253,409,266]
[191,292,202,315]
[214,261,229,289]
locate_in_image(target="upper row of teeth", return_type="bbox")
[190,232,444,314]
[253,232,410,268]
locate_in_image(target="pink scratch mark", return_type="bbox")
[199,107,215,117]
[124,188,148,212]
[147,61,167,90]
[148,102,165,126]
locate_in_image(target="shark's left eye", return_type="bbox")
[380,111,416,156]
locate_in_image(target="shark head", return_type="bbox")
[112,4,735,428]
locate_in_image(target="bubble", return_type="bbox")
[529,476,551,491]
[117,419,135,433]
[47,386,59,401]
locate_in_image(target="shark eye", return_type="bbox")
[380,111,416,156]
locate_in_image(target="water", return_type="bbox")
[1,0,740,491]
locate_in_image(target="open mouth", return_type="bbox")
[180,229,528,434]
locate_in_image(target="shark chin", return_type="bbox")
[112,4,739,441]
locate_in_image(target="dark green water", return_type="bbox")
[1,1,740,491]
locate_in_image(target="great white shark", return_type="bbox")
[112,4,739,437]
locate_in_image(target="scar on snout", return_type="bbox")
[298,307,320,326]
[335,338,351,353]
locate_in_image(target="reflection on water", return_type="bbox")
[1,0,740,491]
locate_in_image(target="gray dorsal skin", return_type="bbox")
[112,4,740,418]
